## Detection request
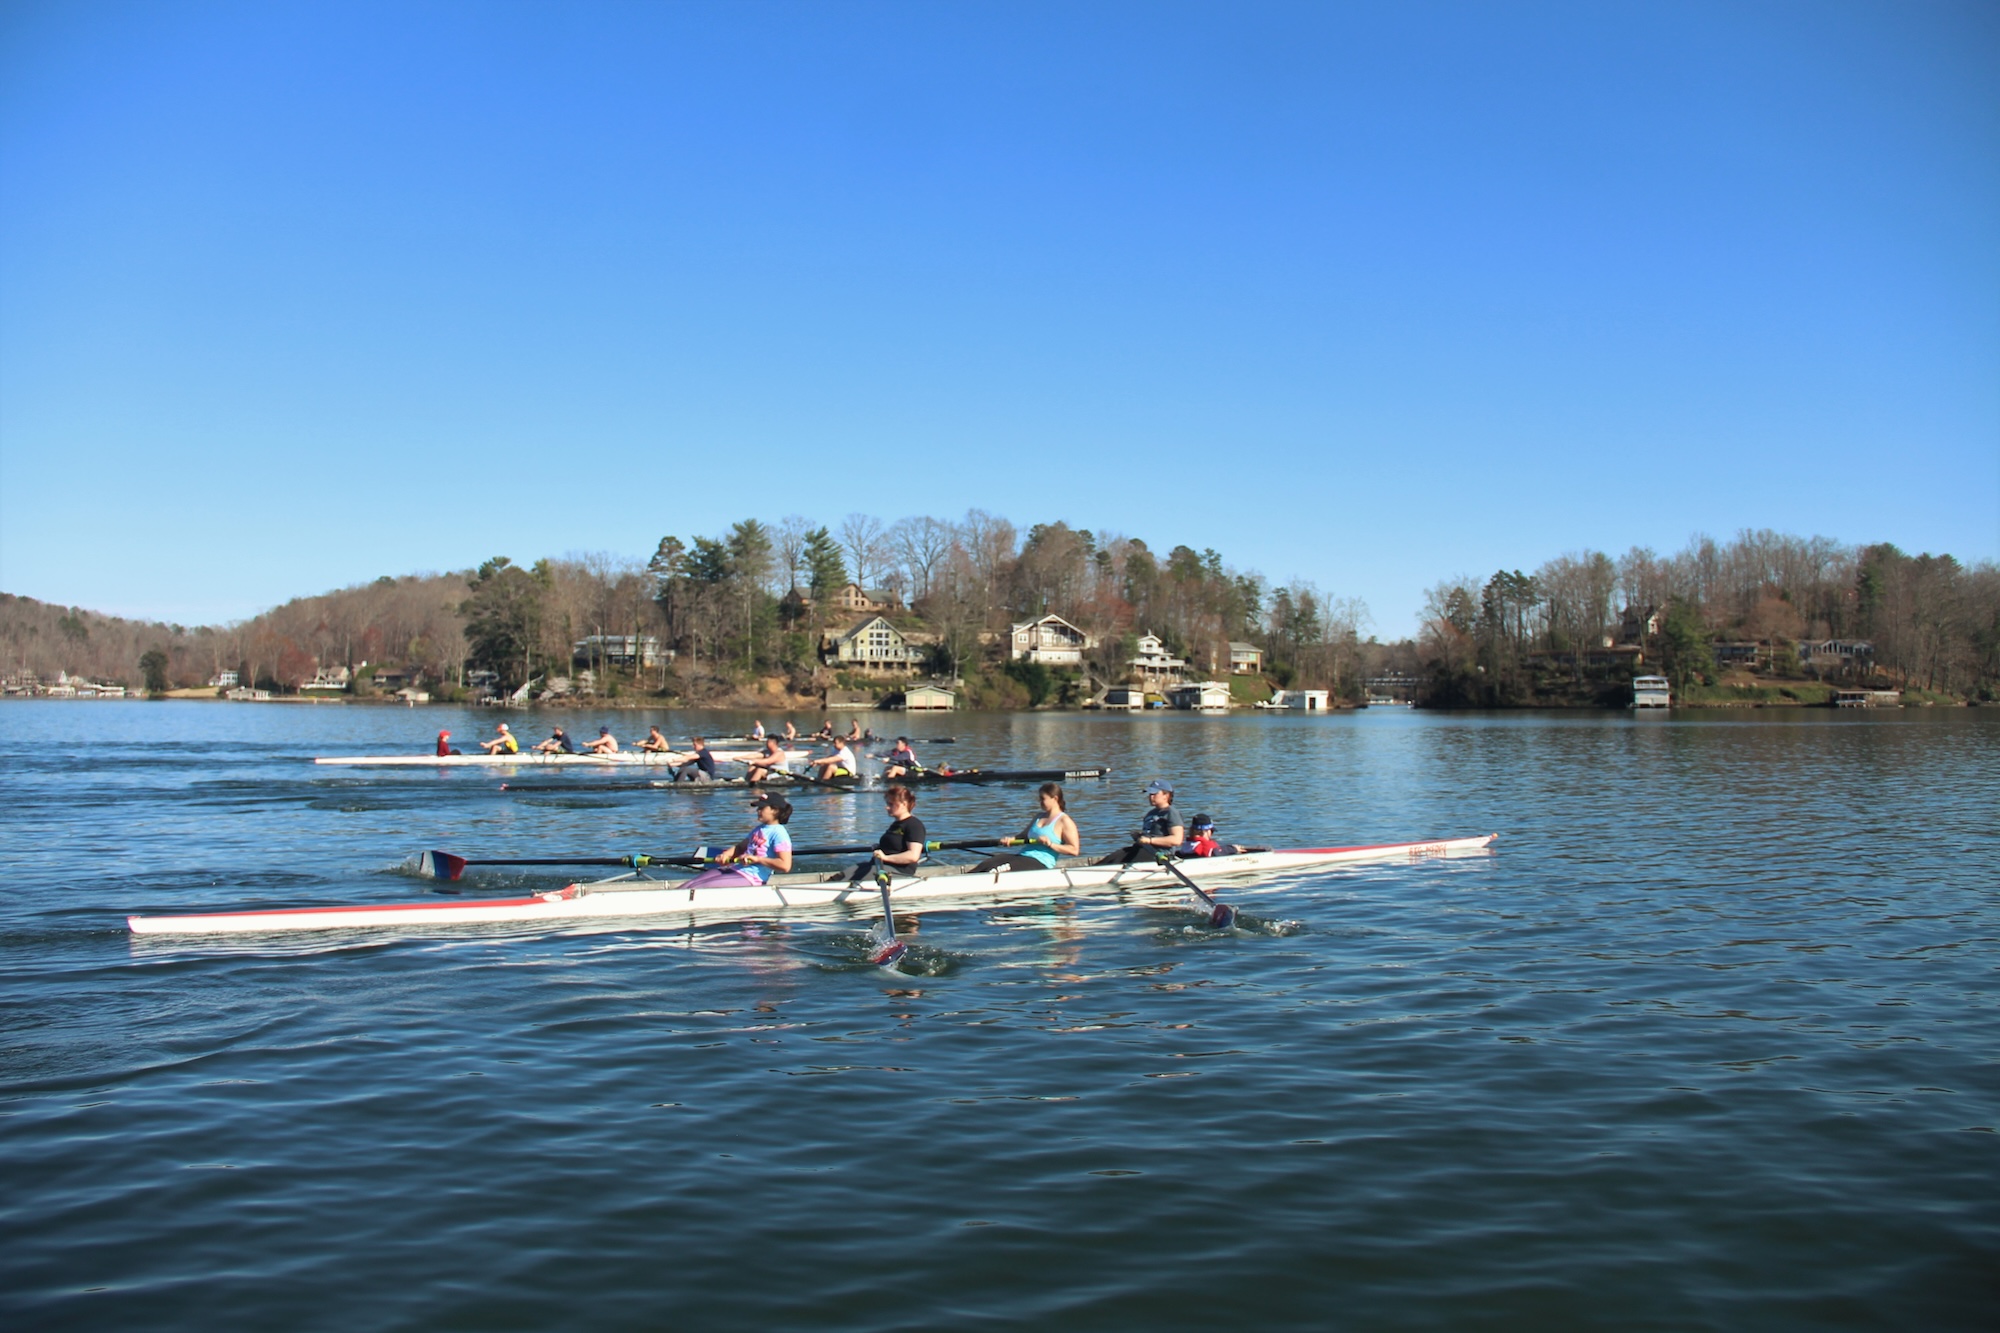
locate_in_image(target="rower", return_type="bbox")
[843,718,863,744]
[807,737,858,781]
[637,725,673,753]
[669,736,717,783]
[781,720,798,742]
[679,795,793,888]
[533,726,578,755]
[879,736,921,778]
[1095,779,1183,864]
[811,719,835,742]
[436,730,461,757]
[848,784,926,882]
[581,726,619,754]
[1178,813,1247,858]
[479,723,520,755]
[744,735,790,783]
[973,783,1080,872]
[750,719,766,740]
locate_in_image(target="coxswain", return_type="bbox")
[479,723,520,755]
[1177,813,1247,858]
[581,726,619,754]
[879,736,921,778]
[744,735,791,783]
[1094,780,1183,864]
[807,737,858,781]
[848,784,927,882]
[637,725,673,753]
[678,795,793,888]
[436,730,460,757]
[670,736,718,783]
[533,726,578,755]
[972,783,1080,872]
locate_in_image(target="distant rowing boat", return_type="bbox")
[127,834,1499,935]
[495,766,1114,794]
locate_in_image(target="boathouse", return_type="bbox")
[904,683,956,711]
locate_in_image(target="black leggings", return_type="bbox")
[972,853,1047,873]
[847,861,920,883]
[1093,844,1158,866]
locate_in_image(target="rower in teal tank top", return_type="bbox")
[1020,811,1063,869]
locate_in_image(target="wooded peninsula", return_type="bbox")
[4,515,1996,708]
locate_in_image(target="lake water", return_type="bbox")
[2,701,1996,1330]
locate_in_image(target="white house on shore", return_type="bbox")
[1011,614,1094,665]
[1128,632,1185,686]
[824,616,922,673]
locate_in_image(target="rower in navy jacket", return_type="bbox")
[669,736,718,783]
[1095,779,1184,864]
[878,736,921,778]
[532,726,578,755]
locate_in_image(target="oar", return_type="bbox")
[867,870,908,968]
[414,849,719,882]
[416,838,1008,882]
[1152,851,1238,929]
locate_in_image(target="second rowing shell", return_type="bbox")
[496,766,1114,793]
[312,748,808,768]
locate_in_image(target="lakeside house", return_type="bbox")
[904,683,955,711]
[1227,642,1262,675]
[208,670,239,689]
[1835,689,1902,708]
[1266,688,1330,711]
[301,666,351,692]
[1166,681,1231,712]
[824,616,922,673]
[1802,640,1874,672]
[1128,632,1185,687]
[829,583,902,614]
[1010,614,1093,665]
[574,635,666,668]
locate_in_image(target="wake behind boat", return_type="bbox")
[127,835,1498,935]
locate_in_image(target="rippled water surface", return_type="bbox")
[3,702,1996,1330]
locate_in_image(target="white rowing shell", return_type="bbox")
[127,836,1498,935]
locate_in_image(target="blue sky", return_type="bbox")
[2,0,1995,633]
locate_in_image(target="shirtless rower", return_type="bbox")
[744,736,791,783]
[581,726,619,755]
[637,725,673,753]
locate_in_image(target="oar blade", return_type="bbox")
[1208,902,1238,930]
[418,851,469,882]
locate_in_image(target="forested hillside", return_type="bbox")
[4,517,1995,703]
